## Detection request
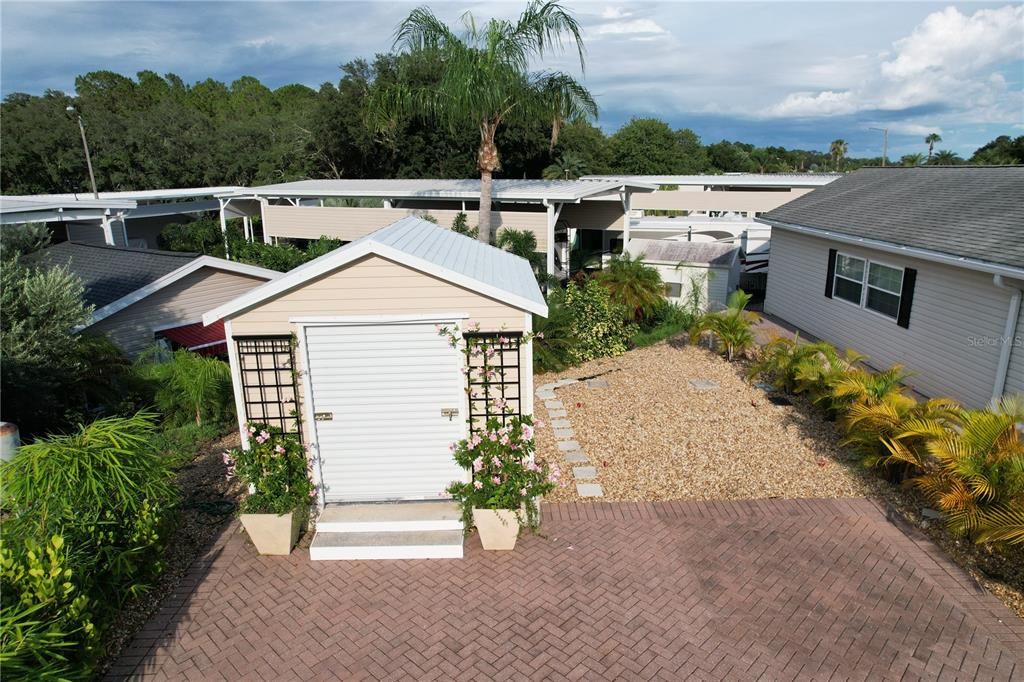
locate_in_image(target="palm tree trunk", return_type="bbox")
[478,168,494,245]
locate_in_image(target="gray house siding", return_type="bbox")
[87,268,266,357]
[764,228,1017,408]
[1003,304,1024,398]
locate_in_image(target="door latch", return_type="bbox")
[441,408,459,421]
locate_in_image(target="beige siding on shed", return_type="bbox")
[227,254,530,446]
[87,269,268,356]
[764,229,1016,407]
[263,205,549,250]
[559,201,624,231]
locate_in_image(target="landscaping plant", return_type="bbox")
[532,289,574,373]
[224,425,315,517]
[446,415,559,531]
[564,278,634,364]
[595,252,665,322]
[689,289,759,361]
[134,348,234,428]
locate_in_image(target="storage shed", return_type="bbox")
[627,238,741,311]
[204,217,547,556]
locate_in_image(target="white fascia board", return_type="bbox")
[86,257,279,328]
[203,240,548,325]
[759,217,1024,280]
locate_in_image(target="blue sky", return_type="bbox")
[2,1,1021,158]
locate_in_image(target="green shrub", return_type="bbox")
[451,212,478,239]
[134,349,235,428]
[532,289,575,373]
[0,413,176,678]
[496,228,545,279]
[564,279,634,364]
[594,252,665,322]
[0,223,51,258]
[689,289,759,361]
[225,425,314,516]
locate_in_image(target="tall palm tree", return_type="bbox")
[931,149,961,166]
[925,132,942,161]
[594,252,664,321]
[829,139,848,171]
[370,1,597,244]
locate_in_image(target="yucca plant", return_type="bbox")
[690,289,760,361]
[890,396,1024,543]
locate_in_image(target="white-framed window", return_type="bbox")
[832,253,865,304]
[831,252,904,320]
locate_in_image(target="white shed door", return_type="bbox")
[304,322,466,502]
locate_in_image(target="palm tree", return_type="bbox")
[930,150,961,165]
[370,1,596,245]
[690,289,760,361]
[496,227,544,275]
[925,132,942,161]
[900,153,925,167]
[594,252,665,322]
[829,139,848,171]
[543,152,587,180]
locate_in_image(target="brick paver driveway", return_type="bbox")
[111,499,1023,681]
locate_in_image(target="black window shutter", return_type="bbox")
[825,249,837,298]
[897,268,916,328]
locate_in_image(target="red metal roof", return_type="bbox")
[159,320,226,355]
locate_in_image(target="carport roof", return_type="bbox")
[204,216,548,324]
[220,178,655,203]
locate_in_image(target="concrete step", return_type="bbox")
[310,529,464,560]
[315,501,463,533]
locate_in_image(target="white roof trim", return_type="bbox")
[759,217,1024,279]
[204,239,547,325]
[84,257,280,328]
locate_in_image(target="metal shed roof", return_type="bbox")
[204,216,548,325]
[7,187,247,203]
[627,238,739,266]
[222,179,655,202]
[583,173,841,188]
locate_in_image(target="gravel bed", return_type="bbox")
[96,431,242,676]
[536,338,874,502]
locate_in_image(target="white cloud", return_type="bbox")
[593,19,666,36]
[762,5,1024,120]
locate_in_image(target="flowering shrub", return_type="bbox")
[224,425,315,517]
[446,415,560,531]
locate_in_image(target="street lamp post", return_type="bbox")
[66,105,99,198]
[869,127,889,167]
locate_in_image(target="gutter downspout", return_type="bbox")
[992,274,1022,401]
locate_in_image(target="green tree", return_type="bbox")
[930,150,961,165]
[970,135,1024,165]
[368,0,595,244]
[543,151,588,180]
[829,139,848,171]
[610,118,697,174]
[925,132,942,161]
[900,153,925,167]
[553,120,611,175]
[706,140,757,173]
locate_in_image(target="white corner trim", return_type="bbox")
[290,313,470,325]
[224,320,250,451]
[203,238,548,326]
[86,256,278,328]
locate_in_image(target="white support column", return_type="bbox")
[382,200,392,209]
[218,198,230,259]
[545,202,557,276]
[620,189,632,250]
[260,198,271,244]
[101,212,115,246]
[242,216,252,242]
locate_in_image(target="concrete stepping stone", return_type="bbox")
[564,451,589,463]
[557,440,581,451]
[573,466,597,480]
[546,409,568,419]
[576,483,604,498]
[551,419,572,429]
[538,382,558,392]
[586,378,609,388]
[688,379,720,390]
[555,379,578,387]
[553,428,575,440]
[544,400,564,410]
[536,390,556,400]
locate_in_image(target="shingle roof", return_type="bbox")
[26,242,197,308]
[204,216,548,324]
[627,239,739,266]
[759,166,1024,270]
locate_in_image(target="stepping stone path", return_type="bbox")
[536,378,605,499]
[688,379,720,390]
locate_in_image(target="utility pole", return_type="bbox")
[869,127,889,167]
[67,105,99,198]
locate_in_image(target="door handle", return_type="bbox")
[441,408,459,421]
